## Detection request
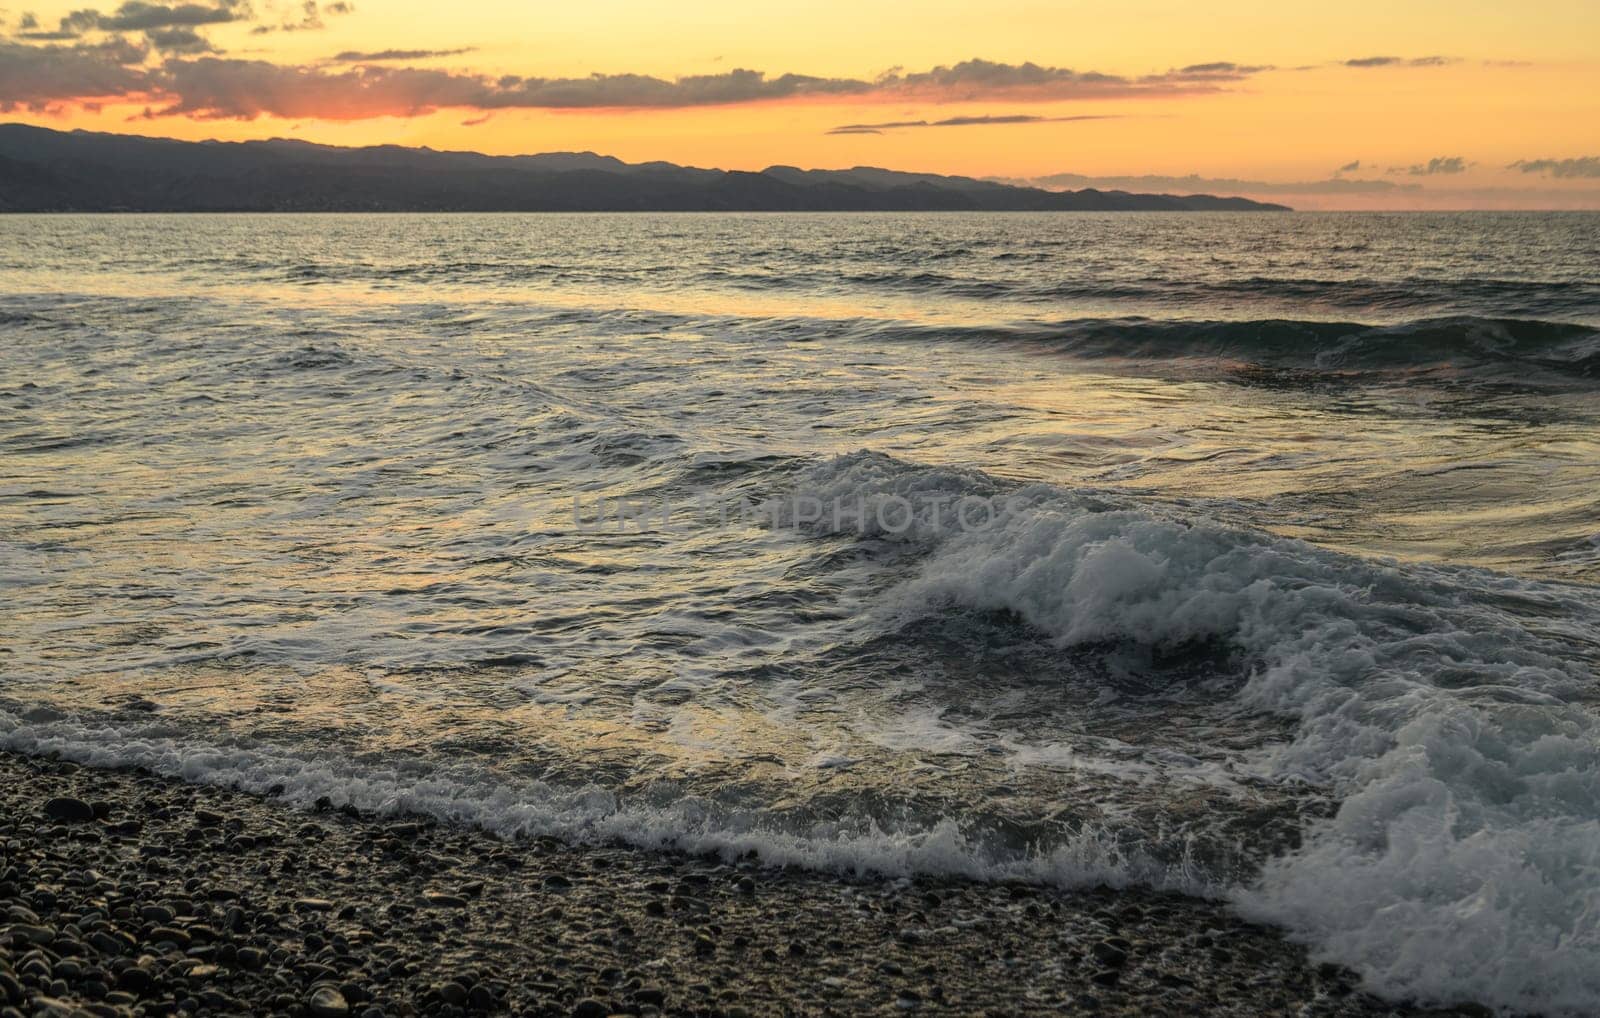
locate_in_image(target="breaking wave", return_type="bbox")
[788,451,1600,1014]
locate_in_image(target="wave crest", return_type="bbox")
[869,315,1600,384]
[792,451,1600,1014]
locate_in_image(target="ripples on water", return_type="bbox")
[2,212,1599,1013]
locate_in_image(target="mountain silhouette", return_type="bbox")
[0,124,1291,212]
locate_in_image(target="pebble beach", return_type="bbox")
[0,751,1492,1018]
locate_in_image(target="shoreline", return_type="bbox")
[0,750,1486,1017]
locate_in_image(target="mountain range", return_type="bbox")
[0,124,1290,213]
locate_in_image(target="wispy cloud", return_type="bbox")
[1509,156,1600,178]
[826,113,1115,135]
[1395,155,1467,176]
[1176,61,1274,74]
[330,48,474,63]
[1344,55,1455,68]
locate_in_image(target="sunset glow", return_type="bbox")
[4,2,1600,204]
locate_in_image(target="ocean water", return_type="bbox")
[2,211,1599,1014]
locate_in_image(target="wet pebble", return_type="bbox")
[42,797,95,823]
[309,984,351,1017]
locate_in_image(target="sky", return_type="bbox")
[2,0,1598,208]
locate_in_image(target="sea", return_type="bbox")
[2,211,1598,1014]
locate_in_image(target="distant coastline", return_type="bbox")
[0,123,1291,214]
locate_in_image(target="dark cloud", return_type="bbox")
[939,114,1104,125]
[1337,160,1361,173]
[145,24,214,52]
[140,62,879,117]
[500,69,874,108]
[1509,156,1600,178]
[0,38,151,110]
[1399,156,1467,176]
[10,0,242,43]
[0,52,1274,119]
[250,0,349,34]
[1177,61,1274,74]
[149,58,467,117]
[100,2,240,30]
[74,34,149,63]
[10,11,90,39]
[894,59,1115,93]
[830,119,923,132]
[58,10,104,35]
[887,57,1262,101]
[1344,55,1455,68]
[826,113,1115,135]
[330,47,472,62]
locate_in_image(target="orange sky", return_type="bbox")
[4,0,1599,207]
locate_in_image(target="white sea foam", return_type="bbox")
[789,451,1600,1015]
[0,704,1211,896]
